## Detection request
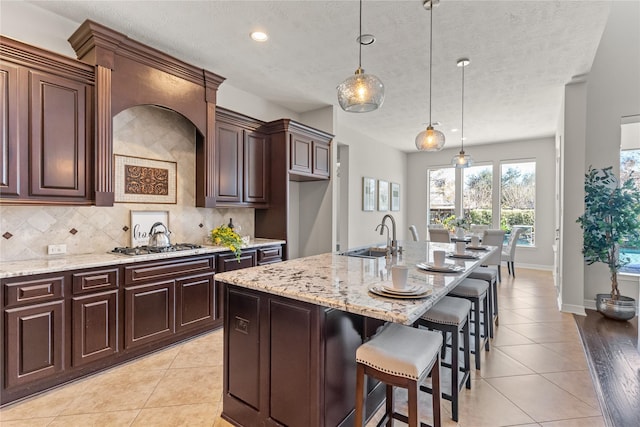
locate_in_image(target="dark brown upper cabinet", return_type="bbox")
[214,107,269,207]
[68,20,225,207]
[0,36,94,205]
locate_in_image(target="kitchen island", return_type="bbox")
[215,241,493,427]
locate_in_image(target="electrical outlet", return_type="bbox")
[47,244,67,255]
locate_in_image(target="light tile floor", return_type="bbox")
[0,268,604,426]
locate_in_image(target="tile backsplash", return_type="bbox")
[0,105,254,262]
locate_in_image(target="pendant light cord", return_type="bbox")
[428,3,433,125]
[461,62,465,152]
[358,0,363,69]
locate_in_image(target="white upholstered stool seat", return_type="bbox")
[355,323,443,427]
[422,296,471,325]
[418,296,471,422]
[448,278,490,369]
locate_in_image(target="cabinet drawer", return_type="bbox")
[258,246,282,265]
[72,268,118,295]
[4,276,64,308]
[217,250,257,272]
[124,256,215,286]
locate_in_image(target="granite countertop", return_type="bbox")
[215,240,494,325]
[0,238,285,278]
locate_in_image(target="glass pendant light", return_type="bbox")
[452,58,473,168]
[337,0,384,113]
[415,0,445,151]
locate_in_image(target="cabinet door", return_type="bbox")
[125,281,175,349]
[0,61,21,197]
[72,290,118,367]
[243,131,269,204]
[5,301,64,389]
[215,121,243,203]
[176,273,215,331]
[29,70,90,199]
[290,133,312,175]
[312,141,330,178]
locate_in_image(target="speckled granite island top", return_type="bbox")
[215,240,494,325]
[0,238,285,278]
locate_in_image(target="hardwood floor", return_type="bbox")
[574,309,640,427]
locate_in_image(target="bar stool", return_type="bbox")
[355,323,443,427]
[448,278,490,370]
[417,296,472,422]
[468,267,498,336]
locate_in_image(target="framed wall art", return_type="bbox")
[391,182,400,211]
[115,155,177,204]
[378,180,389,211]
[130,210,169,246]
[362,177,376,211]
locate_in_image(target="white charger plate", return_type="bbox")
[416,262,465,273]
[447,252,479,259]
[369,285,432,299]
[381,284,429,295]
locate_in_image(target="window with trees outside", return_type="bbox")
[428,167,455,224]
[463,165,492,227]
[500,161,536,247]
[620,148,640,271]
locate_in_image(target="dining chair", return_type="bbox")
[409,225,420,241]
[502,227,525,277]
[428,228,451,243]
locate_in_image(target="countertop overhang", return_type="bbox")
[216,241,495,325]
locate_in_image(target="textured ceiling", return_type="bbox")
[26,0,611,151]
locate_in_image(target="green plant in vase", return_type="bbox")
[576,166,640,319]
[211,224,243,262]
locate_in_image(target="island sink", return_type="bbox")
[340,247,388,258]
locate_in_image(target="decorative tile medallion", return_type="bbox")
[114,155,177,204]
[3,232,13,239]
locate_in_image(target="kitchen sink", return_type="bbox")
[340,247,388,259]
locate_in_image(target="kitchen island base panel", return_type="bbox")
[223,284,385,427]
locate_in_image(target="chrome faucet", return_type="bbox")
[375,223,390,248]
[378,214,398,254]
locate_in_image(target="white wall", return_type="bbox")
[581,1,640,304]
[334,122,408,250]
[0,1,77,57]
[407,138,556,269]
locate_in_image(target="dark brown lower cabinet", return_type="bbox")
[125,280,176,349]
[4,301,65,389]
[176,273,216,332]
[1,254,219,406]
[72,290,118,367]
[222,284,385,427]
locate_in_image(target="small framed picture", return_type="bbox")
[391,182,400,211]
[378,180,389,211]
[130,210,169,246]
[363,177,376,211]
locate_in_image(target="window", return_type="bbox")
[620,148,640,272]
[463,164,492,226]
[500,161,535,247]
[427,167,455,224]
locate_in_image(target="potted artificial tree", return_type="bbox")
[577,166,640,320]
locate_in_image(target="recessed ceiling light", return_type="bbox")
[451,128,459,132]
[357,34,375,45]
[250,31,268,42]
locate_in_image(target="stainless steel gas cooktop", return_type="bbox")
[111,243,203,256]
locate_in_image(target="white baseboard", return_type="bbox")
[562,303,586,316]
[584,299,597,311]
[503,263,553,272]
